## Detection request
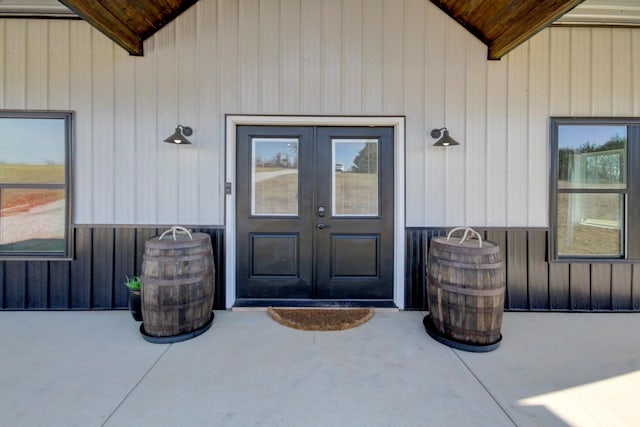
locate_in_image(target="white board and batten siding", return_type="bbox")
[0,0,639,228]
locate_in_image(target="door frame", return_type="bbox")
[225,115,406,309]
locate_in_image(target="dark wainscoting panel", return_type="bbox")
[6,225,639,312]
[405,227,640,312]
[1,226,225,311]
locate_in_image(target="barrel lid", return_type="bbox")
[145,232,211,248]
[432,236,497,249]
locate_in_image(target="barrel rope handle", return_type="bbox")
[159,226,193,241]
[447,227,483,248]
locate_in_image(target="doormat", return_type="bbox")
[267,307,374,331]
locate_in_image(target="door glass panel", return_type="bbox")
[251,138,299,216]
[332,139,378,216]
[558,125,627,189]
[557,193,623,257]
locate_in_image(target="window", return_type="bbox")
[0,111,73,258]
[550,118,640,260]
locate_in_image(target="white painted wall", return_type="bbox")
[1,0,639,227]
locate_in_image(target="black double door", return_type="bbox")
[236,126,394,304]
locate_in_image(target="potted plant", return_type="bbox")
[125,276,142,321]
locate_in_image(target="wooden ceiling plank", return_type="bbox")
[428,0,492,45]
[55,0,198,56]
[472,2,540,40]
[59,0,143,55]
[137,0,199,41]
[121,0,176,30]
[430,0,586,60]
[488,0,585,59]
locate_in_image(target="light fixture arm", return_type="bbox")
[430,127,447,139]
[177,125,193,137]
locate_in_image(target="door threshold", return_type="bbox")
[231,306,400,312]
[232,299,397,310]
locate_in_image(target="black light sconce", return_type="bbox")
[164,125,193,144]
[430,127,460,147]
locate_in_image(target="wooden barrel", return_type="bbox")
[427,234,504,345]
[141,232,215,337]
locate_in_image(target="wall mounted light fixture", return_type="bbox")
[164,125,193,144]
[430,127,460,147]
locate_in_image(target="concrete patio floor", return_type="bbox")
[1,310,639,427]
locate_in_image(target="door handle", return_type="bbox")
[317,223,330,230]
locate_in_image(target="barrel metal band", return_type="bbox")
[431,238,500,254]
[143,295,212,310]
[143,255,207,262]
[429,277,505,296]
[143,275,213,286]
[429,257,503,270]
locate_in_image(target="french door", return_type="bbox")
[236,126,394,305]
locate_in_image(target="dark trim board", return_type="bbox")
[0,226,225,311]
[233,299,397,309]
[405,228,640,312]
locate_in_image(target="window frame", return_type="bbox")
[549,117,640,262]
[0,110,74,260]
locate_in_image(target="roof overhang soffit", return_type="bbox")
[55,0,585,59]
[429,0,585,60]
[58,0,199,56]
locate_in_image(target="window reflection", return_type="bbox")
[557,193,622,256]
[0,115,69,255]
[556,124,627,257]
[0,188,65,251]
[252,138,299,216]
[333,139,378,216]
[558,126,626,189]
